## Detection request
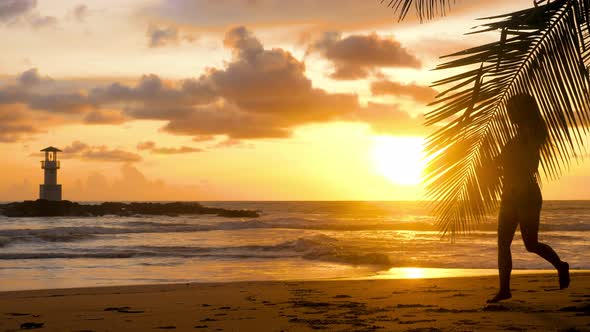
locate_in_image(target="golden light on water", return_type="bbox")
[374,268,489,279]
[401,267,426,279]
[372,136,425,186]
[369,268,568,280]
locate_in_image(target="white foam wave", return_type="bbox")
[0,235,392,267]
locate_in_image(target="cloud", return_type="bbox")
[0,0,58,29]
[141,0,400,31]
[0,104,66,142]
[0,28,430,142]
[192,134,216,142]
[83,110,126,124]
[148,25,179,47]
[0,109,38,142]
[0,165,204,201]
[28,13,57,28]
[17,68,53,87]
[308,32,421,80]
[371,79,438,104]
[137,141,203,154]
[28,92,93,113]
[0,0,36,23]
[72,4,88,22]
[147,24,197,48]
[62,141,142,163]
[107,26,359,139]
[142,0,532,32]
[356,102,427,135]
[209,138,254,149]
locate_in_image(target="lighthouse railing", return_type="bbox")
[41,160,60,169]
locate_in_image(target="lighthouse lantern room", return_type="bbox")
[40,146,62,201]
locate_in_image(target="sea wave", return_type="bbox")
[1,216,589,248]
[0,235,392,267]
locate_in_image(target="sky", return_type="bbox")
[0,0,588,201]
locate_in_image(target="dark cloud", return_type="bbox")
[308,32,421,80]
[90,74,216,107]
[371,79,437,104]
[62,141,142,163]
[0,0,36,23]
[18,68,45,86]
[28,92,93,113]
[0,0,57,29]
[137,141,203,154]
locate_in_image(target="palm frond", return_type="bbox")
[424,0,590,239]
[381,0,457,21]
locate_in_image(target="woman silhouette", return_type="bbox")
[488,93,570,303]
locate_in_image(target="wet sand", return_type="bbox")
[0,273,589,331]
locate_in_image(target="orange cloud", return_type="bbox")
[137,141,203,154]
[62,141,142,163]
[141,0,399,31]
[356,102,428,135]
[371,79,437,104]
[0,27,432,142]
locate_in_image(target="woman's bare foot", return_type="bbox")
[559,262,570,289]
[487,291,512,303]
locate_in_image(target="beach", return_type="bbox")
[1,273,589,331]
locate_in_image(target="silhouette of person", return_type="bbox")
[488,93,570,303]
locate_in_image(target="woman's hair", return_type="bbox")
[506,93,548,146]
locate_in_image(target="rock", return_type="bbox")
[0,200,259,218]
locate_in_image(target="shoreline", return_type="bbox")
[1,273,588,331]
[3,268,590,293]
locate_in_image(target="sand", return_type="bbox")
[0,273,589,331]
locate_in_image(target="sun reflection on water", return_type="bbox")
[370,268,561,280]
[372,268,498,280]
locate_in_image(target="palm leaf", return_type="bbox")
[424,0,590,239]
[381,0,457,21]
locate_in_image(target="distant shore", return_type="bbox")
[0,273,588,331]
[0,200,259,218]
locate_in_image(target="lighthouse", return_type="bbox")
[40,146,62,201]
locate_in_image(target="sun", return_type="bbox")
[372,136,425,186]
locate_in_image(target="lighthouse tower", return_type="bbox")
[40,146,62,201]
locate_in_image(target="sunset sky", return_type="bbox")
[0,0,588,201]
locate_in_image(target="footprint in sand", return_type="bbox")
[20,322,44,329]
[6,313,31,317]
[398,319,437,325]
[482,304,511,312]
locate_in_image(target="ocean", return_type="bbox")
[0,201,588,291]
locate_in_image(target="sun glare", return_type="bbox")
[372,136,425,186]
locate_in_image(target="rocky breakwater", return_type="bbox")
[0,200,259,218]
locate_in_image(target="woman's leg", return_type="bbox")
[488,203,518,303]
[519,200,569,288]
